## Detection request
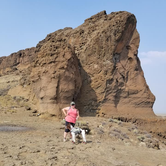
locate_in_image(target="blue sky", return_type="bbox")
[0,0,165,115]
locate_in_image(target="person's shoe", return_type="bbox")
[63,138,66,142]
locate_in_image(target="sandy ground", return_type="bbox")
[0,109,166,166]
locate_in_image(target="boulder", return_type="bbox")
[0,11,155,118]
[69,11,155,117]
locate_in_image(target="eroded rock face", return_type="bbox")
[69,11,155,117]
[30,29,82,115]
[0,10,155,117]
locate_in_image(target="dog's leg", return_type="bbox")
[71,132,76,143]
[81,130,86,143]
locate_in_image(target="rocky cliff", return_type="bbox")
[0,10,155,118]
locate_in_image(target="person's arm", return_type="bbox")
[62,107,69,117]
[76,110,79,120]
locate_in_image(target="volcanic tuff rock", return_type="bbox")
[0,10,155,118]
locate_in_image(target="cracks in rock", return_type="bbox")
[55,77,60,104]
[103,53,132,108]
[114,89,123,108]
[113,53,120,66]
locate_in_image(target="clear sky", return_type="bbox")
[0,0,165,115]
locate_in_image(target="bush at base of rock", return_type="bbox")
[109,128,129,141]
[137,136,160,150]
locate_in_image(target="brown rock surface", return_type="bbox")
[0,10,155,117]
[69,11,155,117]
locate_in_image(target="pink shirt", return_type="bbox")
[65,107,78,123]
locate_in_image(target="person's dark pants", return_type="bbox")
[65,121,75,132]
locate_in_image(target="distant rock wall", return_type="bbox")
[0,11,155,118]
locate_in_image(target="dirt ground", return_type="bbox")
[0,109,166,166]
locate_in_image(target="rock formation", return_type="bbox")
[0,10,155,118]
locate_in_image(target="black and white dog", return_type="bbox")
[67,123,87,143]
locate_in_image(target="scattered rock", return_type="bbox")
[137,136,145,142]
[32,109,38,113]
[139,142,146,147]
[25,106,31,111]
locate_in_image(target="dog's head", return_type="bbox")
[66,123,73,130]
